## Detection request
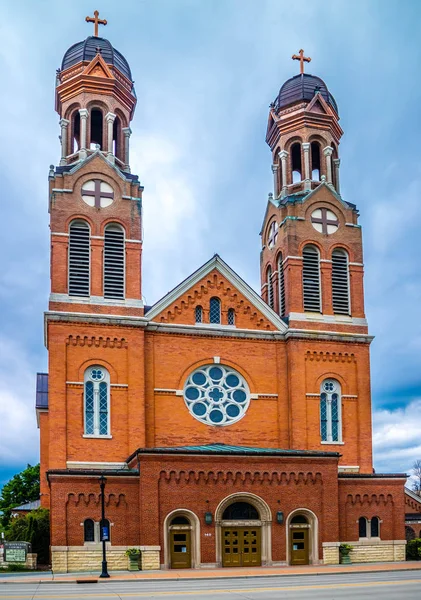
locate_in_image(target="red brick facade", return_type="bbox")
[37,28,406,571]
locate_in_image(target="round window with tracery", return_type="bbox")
[184,365,250,426]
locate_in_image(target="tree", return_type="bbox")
[6,508,50,564]
[412,460,421,496]
[0,464,40,528]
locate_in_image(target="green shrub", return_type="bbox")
[4,563,29,572]
[406,538,421,560]
[6,508,50,565]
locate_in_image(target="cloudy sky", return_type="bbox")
[0,0,420,489]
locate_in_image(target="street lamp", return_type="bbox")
[99,474,110,578]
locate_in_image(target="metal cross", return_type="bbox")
[86,10,107,37]
[292,49,311,74]
[81,180,114,209]
[209,388,224,403]
[311,208,339,235]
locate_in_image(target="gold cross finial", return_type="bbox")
[292,49,311,74]
[86,10,107,37]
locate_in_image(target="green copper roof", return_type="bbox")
[127,443,340,463]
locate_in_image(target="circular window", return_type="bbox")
[81,179,114,208]
[184,365,250,426]
[90,368,105,381]
[322,379,338,393]
[311,208,339,235]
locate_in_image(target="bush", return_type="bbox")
[6,508,50,565]
[406,538,421,561]
[4,563,30,572]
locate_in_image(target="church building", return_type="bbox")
[36,13,407,572]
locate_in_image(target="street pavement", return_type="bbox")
[1,570,421,599]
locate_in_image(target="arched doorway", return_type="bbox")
[286,509,319,565]
[163,510,201,569]
[215,493,272,567]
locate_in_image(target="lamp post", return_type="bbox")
[99,475,110,578]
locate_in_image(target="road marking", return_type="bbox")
[1,577,421,598]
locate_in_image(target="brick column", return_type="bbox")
[302,142,311,190]
[333,158,341,194]
[79,109,89,160]
[323,146,333,185]
[122,127,132,172]
[279,150,288,197]
[105,112,116,163]
[59,119,69,165]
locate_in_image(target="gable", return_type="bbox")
[83,54,114,79]
[146,256,287,332]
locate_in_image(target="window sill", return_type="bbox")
[321,441,344,445]
[83,434,113,439]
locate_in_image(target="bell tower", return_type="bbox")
[261,51,367,335]
[48,11,143,316]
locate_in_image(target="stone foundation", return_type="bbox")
[323,540,406,564]
[51,545,161,573]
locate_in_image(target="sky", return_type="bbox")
[0,0,421,490]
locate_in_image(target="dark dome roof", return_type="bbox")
[61,36,132,81]
[274,73,338,115]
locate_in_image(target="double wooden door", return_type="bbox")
[169,529,191,569]
[222,527,261,567]
[290,527,309,565]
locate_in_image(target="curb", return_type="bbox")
[1,565,421,584]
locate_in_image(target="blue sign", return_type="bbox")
[102,526,109,541]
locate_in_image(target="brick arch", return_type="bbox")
[77,358,118,382]
[177,358,257,394]
[314,372,349,396]
[64,102,81,121]
[163,509,201,569]
[66,215,94,231]
[298,239,325,259]
[285,508,319,565]
[101,219,127,235]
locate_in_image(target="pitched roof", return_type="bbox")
[127,443,340,462]
[12,499,40,512]
[145,254,287,332]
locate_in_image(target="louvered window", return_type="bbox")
[209,297,221,324]
[228,308,235,325]
[320,379,342,443]
[332,249,350,315]
[195,306,203,323]
[84,366,110,436]
[278,254,286,316]
[267,266,274,309]
[69,220,90,296]
[104,225,125,299]
[303,245,321,312]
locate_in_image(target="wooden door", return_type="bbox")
[290,528,309,565]
[170,530,191,569]
[222,527,261,567]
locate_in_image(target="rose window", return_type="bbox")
[184,365,250,426]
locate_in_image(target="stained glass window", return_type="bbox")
[184,364,250,426]
[84,366,110,436]
[320,379,341,443]
[209,297,221,324]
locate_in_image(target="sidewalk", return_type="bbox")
[1,561,421,584]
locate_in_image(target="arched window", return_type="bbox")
[90,108,103,149]
[100,518,111,542]
[302,245,321,312]
[72,111,80,154]
[84,519,95,542]
[113,116,121,159]
[195,306,203,323]
[332,249,350,315]
[291,514,308,524]
[266,266,274,309]
[209,297,221,324]
[320,379,341,443]
[370,516,380,538]
[405,526,415,541]
[267,221,278,249]
[291,143,302,183]
[69,220,90,297]
[311,142,321,180]
[227,308,235,325]
[222,502,259,520]
[84,366,110,436]
[104,224,125,299]
[278,253,285,317]
[171,516,190,525]
[359,517,368,538]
